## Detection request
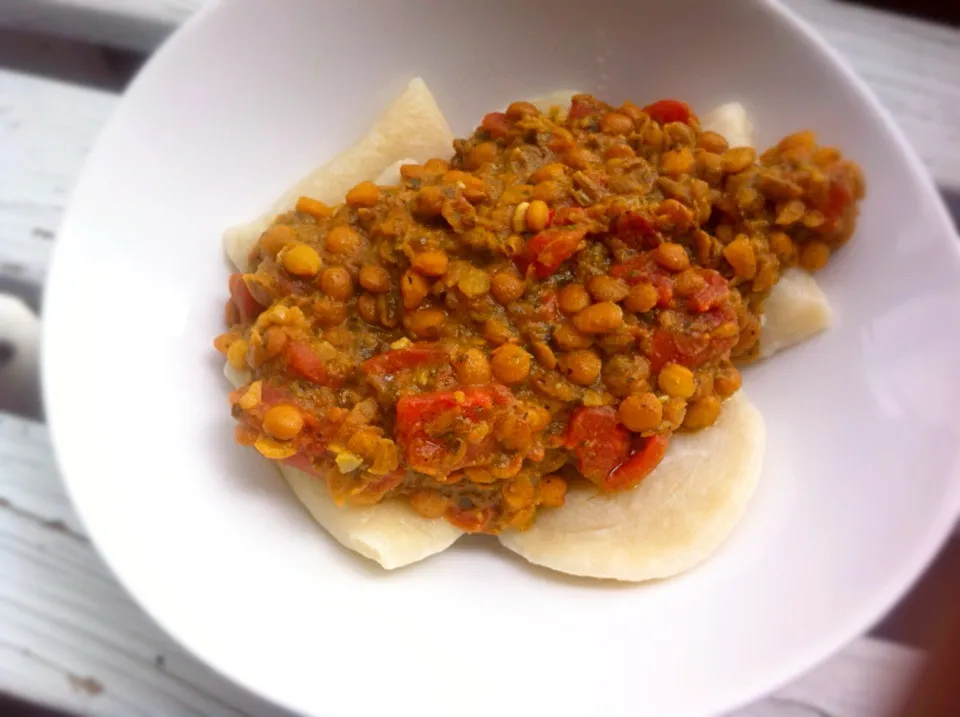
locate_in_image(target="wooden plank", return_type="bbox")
[0,0,197,53]
[0,26,123,91]
[0,67,115,288]
[784,0,960,191]
[0,294,41,419]
[0,414,297,717]
[0,412,925,716]
[730,639,923,716]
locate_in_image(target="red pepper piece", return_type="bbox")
[228,273,264,323]
[361,343,447,377]
[606,434,670,491]
[643,99,691,124]
[481,112,510,139]
[286,341,330,385]
[525,227,588,278]
[396,385,512,476]
[564,406,632,485]
[688,269,730,313]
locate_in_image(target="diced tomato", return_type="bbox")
[481,112,511,139]
[224,300,240,326]
[606,434,670,491]
[551,207,586,226]
[568,95,604,121]
[286,340,329,384]
[648,329,678,374]
[526,227,588,278]
[228,273,264,323]
[643,99,691,124]
[650,327,718,372]
[564,406,631,485]
[609,257,651,282]
[612,211,657,250]
[611,258,674,307]
[397,391,472,427]
[396,385,509,426]
[258,381,290,406]
[446,505,496,533]
[534,290,559,322]
[650,275,674,306]
[564,407,670,490]
[353,468,406,503]
[648,315,734,373]
[821,179,853,231]
[361,343,447,377]
[396,385,513,476]
[688,269,729,312]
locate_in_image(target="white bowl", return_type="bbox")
[43,1,960,715]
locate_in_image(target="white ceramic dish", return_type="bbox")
[43,1,960,715]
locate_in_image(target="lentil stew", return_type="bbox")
[214,94,864,534]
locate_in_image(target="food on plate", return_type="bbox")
[499,392,764,581]
[700,104,835,358]
[221,80,462,568]
[214,78,863,577]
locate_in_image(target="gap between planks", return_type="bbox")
[0,66,115,288]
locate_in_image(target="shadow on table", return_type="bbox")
[842,0,960,26]
[0,693,73,717]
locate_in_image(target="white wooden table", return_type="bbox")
[1,1,957,715]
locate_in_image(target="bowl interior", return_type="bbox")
[43,1,960,716]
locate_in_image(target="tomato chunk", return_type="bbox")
[352,468,406,504]
[612,211,657,250]
[396,385,512,476]
[362,343,447,377]
[568,95,604,121]
[648,314,734,373]
[611,258,674,307]
[606,434,670,491]
[565,407,670,490]
[526,227,588,278]
[564,406,631,485]
[446,505,497,533]
[228,273,264,323]
[286,340,329,384]
[648,329,678,374]
[481,112,510,139]
[551,207,587,226]
[688,269,730,312]
[821,179,853,231]
[643,99,691,124]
